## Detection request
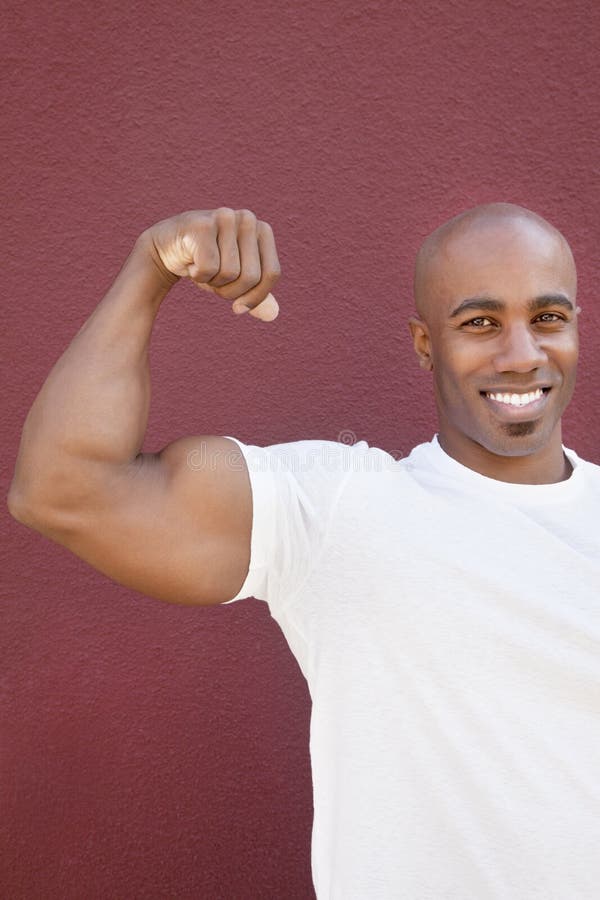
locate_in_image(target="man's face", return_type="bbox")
[411,217,579,470]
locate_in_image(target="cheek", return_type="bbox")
[564,336,579,366]
[431,343,479,388]
[548,335,579,379]
[560,344,579,393]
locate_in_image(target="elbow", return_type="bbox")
[7,476,68,533]
[7,479,43,528]
[7,478,27,521]
[8,470,100,540]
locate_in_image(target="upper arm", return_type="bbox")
[30,436,253,605]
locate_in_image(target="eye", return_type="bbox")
[463,316,495,328]
[533,311,572,328]
[535,312,564,323]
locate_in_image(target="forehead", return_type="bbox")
[430,218,576,307]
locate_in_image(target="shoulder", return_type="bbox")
[566,447,600,478]
[227,437,398,476]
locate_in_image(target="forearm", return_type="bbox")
[9,233,176,515]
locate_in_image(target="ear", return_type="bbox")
[408,317,433,371]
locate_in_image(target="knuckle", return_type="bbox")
[236,208,257,227]
[215,264,241,284]
[182,210,211,229]
[215,206,236,224]
[239,267,261,289]
[263,264,281,286]
[194,254,220,281]
[257,219,273,236]
[190,217,213,238]
[195,266,220,282]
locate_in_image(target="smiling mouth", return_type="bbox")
[482,387,550,408]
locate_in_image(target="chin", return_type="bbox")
[478,421,558,458]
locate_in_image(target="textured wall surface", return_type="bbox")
[2,0,599,897]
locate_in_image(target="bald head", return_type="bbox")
[413,203,576,323]
[408,201,580,478]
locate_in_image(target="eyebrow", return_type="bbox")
[449,293,574,318]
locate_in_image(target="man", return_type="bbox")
[9,203,600,899]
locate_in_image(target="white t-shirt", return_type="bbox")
[227,435,600,900]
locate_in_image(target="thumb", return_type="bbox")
[234,293,280,322]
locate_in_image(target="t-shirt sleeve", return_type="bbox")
[223,438,366,609]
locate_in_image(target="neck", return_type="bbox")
[437,429,572,485]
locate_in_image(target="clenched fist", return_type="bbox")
[140,208,281,322]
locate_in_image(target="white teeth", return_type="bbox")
[485,388,544,407]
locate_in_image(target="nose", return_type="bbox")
[492,322,548,373]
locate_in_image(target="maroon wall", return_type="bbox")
[3,1,599,897]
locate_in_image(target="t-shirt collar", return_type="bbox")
[416,434,583,504]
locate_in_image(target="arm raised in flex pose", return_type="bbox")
[8,208,280,605]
